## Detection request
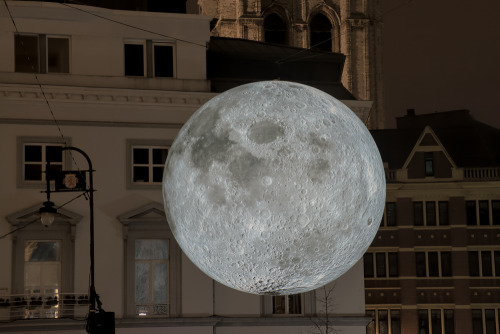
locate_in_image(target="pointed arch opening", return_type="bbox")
[310,13,333,51]
[264,13,287,45]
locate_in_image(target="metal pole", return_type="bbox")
[62,147,96,313]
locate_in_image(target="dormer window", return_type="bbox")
[424,152,434,176]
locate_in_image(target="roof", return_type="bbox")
[206,37,355,100]
[371,110,500,169]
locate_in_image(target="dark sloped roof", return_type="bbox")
[371,110,500,169]
[207,37,355,99]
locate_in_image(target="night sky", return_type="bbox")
[382,0,500,129]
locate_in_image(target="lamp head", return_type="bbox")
[39,201,57,227]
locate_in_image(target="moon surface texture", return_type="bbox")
[163,81,386,295]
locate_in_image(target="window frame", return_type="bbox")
[366,308,401,334]
[380,202,397,227]
[15,33,70,74]
[118,202,181,318]
[413,201,449,227]
[418,309,455,334]
[124,40,176,78]
[468,250,500,277]
[124,41,146,77]
[466,200,500,226]
[364,251,399,278]
[471,308,500,334]
[126,139,172,189]
[17,137,71,189]
[271,294,304,315]
[415,250,452,278]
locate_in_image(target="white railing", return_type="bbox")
[0,293,89,321]
[464,167,500,180]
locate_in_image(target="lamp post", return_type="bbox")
[40,146,112,333]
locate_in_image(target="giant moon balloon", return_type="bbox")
[163,81,385,295]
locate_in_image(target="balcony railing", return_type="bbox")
[0,293,89,321]
[464,167,500,181]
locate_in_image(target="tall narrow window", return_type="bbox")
[430,309,441,334]
[441,252,452,277]
[472,309,483,334]
[154,44,174,77]
[388,252,399,277]
[485,309,495,334]
[364,253,374,278]
[47,37,70,73]
[391,309,401,334]
[492,200,500,225]
[428,252,439,277]
[135,239,169,316]
[310,14,332,51]
[414,202,424,226]
[418,309,429,334]
[438,201,449,225]
[15,34,39,72]
[495,251,500,277]
[444,309,454,334]
[426,202,436,226]
[376,252,386,278]
[478,200,489,225]
[466,201,477,225]
[424,152,434,176]
[481,251,493,277]
[264,13,287,45]
[468,251,480,277]
[416,252,426,277]
[378,309,388,334]
[124,43,145,76]
[385,202,397,226]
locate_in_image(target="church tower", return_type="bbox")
[198,0,384,129]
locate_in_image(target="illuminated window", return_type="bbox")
[272,294,302,315]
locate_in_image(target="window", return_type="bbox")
[272,294,302,315]
[416,251,452,277]
[424,152,434,176]
[418,309,454,334]
[310,14,332,51]
[17,137,70,188]
[381,202,397,227]
[414,201,449,226]
[366,309,401,334]
[124,41,175,77]
[127,140,171,189]
[264,13,287,45]
[472,309,500,334]
[467,200,500,226]
[7,204,81,320]
[468,250,500,277]
[119,202,181,317]
[364,252,398,278]
[135,239,169,316]
[15,34,70,73]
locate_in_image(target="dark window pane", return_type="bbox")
[441,252,452,277]
[133,166,149,182]
[386,202,396,226]
[479,200,489,225]
[310,14,332,51]
[124,44,144,76]
[364,253,374,278]
[366,310,375,334]
[25,164,42,181]
[153,167,163,183]
[494,251,500,277]
[152,148,168,164]
[15,35,39,73]
[133,148,149,164]
[471,309,483,334]
[466,201,477,225]
[414,202,424,226]
[439,201,449,225]
[46,145,62,163]
[287,294,301,314]
[426,202,436,226]
[444,309,454,334]
[388,252,398,277]
[485,309,495,334]
[492,200,500,225]
[264,13,287,44]
[25,241,60,262]
[273,295,285,314]
[25,145,42,162]
[154,45,174,77]
[391,309,401,334]
[428,252,439,277]
[47,37,69,73]
[424,152,434,176]
[431,309,442,334]
[378,310,388,334]
[468,251,479,277]
[376,252,386,278]
[481,251,492,276]
[416,252,426,277]
[418,310,429,334]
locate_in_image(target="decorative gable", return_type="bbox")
[117,202,170,238]
[402,126,456,179]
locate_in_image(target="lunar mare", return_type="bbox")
[163,81,386,295]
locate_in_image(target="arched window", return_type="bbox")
[264,13,287,45]
[310,14,333,51]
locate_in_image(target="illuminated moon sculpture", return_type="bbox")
[163,81,386,295]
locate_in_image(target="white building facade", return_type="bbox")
[0,2,370,333]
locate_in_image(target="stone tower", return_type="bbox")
[198,0,384,129]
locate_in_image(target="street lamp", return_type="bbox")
[40,146,114,334]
